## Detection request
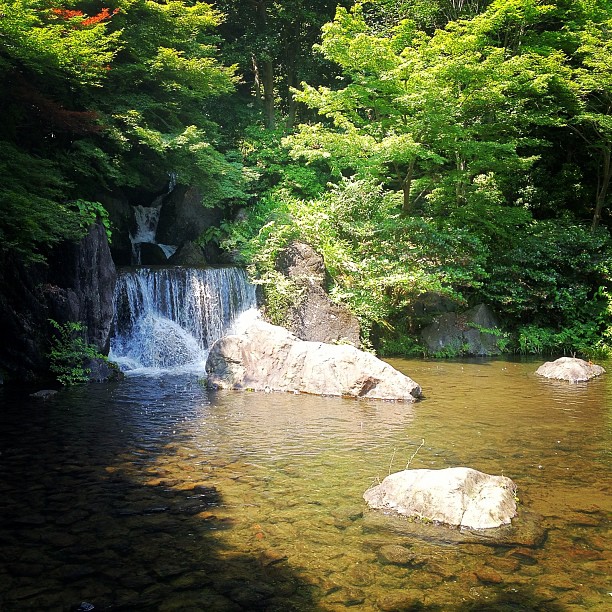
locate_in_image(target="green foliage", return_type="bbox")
[73,200,112,242]
[0,141,81,261]
[377,335,426,358]
[47,320,104,386]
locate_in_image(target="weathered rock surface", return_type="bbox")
[45,222,117,353]
[363,467,517,529]
[156,185,224,245]
[535,357,605,383]
[420,304,502,356]
[168,241,207,266]
[205,319,421,401]
[275,241,361,347]
[0,222,116,382]
[95,190,134,265]
[84,357,125,383]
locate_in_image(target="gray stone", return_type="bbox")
[364,467,517,529]
[275,242,361,347]
[29,390,58,400]
[138,242,169,265]
[420,303,502,356]
[168,241,207,266]
[535,357,605,382]
[276,241,326,284]
[205,319,421,401]
[156,185,224,245]
[84,358,124,383]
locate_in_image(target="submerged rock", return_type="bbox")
[205,319,421,401]
[363,467,517,530]
[535,357,605,383]
[30,389,58,400]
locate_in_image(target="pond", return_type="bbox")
[0,357,610,611]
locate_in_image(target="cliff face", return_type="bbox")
[0,222,116,383]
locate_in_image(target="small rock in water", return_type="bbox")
[29,389,58,400]
[74,603,95,612]
[377,544,422,566]
[364,467,517,530]
[535,356,605,382]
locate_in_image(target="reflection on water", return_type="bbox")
[0,358,610,610]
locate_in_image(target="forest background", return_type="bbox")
[1,0,612,358]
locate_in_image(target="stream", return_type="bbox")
[0,357,609,611]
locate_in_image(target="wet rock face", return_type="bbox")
[363,467,518,530]
[46,223,116,354]
[156,185,224,245]
[535,357,605,383]
[0,223,116,382]
[275,241,361,347]
[205,319,422,401]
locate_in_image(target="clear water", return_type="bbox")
[0,358,609,611]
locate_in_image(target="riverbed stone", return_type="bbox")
[363,467,517,529]
[535,357,605,382]
[205,319,421,401]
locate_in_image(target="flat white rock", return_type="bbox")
[363,467,517,530]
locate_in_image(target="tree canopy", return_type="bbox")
[1,0,611,355]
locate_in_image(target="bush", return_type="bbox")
[48,320,105,386]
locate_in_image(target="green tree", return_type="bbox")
[286,2,571,216]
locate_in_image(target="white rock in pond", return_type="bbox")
[535,357,605,383]
[363,467,517,530]
[205,319,421,401]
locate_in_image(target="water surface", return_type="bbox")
[0,358,609,610]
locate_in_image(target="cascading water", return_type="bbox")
[130,204,162,264]
[110,266,257,374]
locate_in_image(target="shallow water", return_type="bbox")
[0,358,610,611]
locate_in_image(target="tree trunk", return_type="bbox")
[262,60,276,130]
[401,158,416,216]
[592,145,611,232]
[455,154,467,205]
[252,54,262,102]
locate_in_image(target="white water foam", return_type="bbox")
[110,267,257,376]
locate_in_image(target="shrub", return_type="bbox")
[48,320,105,386]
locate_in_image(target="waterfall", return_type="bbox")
[110,266,257,374]
[130,204,162,264]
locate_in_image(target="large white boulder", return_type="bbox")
[205,319,421,401]
[535,357,605,383]
[363,467,517,530]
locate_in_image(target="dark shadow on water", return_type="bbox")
[0,380,319,611]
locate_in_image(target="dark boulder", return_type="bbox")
[46,223,116,353]
[138,242,169,265]
[156,185,225,245]
[95,190,134,266]
[0,255,49,381]
[84,357,124,383]
[420,303,502,356]
[0,222,116,382]
[168,241,207,266]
